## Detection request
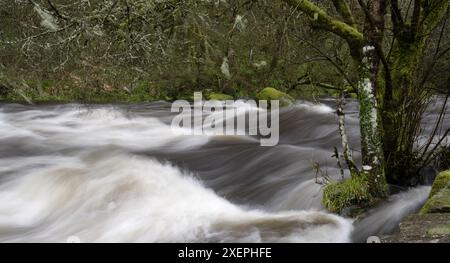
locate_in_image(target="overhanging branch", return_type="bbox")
[283,0,364,46]
[332,0,356,26]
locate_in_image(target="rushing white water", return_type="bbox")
[0,99,439,242]
[0,152,352,242]
[0,103,353,243]
[0,105,209,152]
[352,186,431,242]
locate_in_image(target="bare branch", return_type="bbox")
[390,0,405,34]
[46,0,70,21]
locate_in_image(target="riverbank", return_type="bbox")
[0,74,339,105]
[383,171,450,243]
[0,79,171,104]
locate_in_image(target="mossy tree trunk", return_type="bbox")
[283,0,388,201]
[382,38,427,185]
[358,44,387,197]
[283,0,450,210]
[381,0,450,185]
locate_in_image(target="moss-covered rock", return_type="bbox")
[256,87,294,107]
[322,175,374,214]
[420,170,450,214]
[386,170,450,242]
[420,188,450,214]
[429,170,450,198]
[207,92,234,101]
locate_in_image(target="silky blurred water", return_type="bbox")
[0,98,444,242]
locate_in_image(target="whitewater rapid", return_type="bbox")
[0,103,354,242]
[1,99,438,242]
[0,152,353,242]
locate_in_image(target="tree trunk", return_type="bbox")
[337,90,358,174]
[357,44,387,197]
[380,0,450,185]
[282,0,450,212]
[382,37,427,185]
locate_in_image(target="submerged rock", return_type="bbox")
[256,87,294,107]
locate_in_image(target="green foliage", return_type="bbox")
[207,92,234,101]
[129,82,168,102]
[322,174,374,214]
[0,74,170,104]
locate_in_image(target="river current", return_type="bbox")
[0,99,438,242]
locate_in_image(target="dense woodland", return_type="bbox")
[0,0,348,101]
[2,1,447,102]
[1,0,450,214]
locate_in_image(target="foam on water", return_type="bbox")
[0,106,210,153]
[0,101,437,243]
[0,152,352,243]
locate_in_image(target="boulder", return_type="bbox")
[256,87,294,107]
[383,172,450,242]
[420,170,450,214]
[428,170,450,198]
[420,188,450,214]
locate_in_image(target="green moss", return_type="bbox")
[348,92,358,99]
[322,174,374,214]
[127,82,167,102]
[420,170,450,214]
[285,0,363,43]
[207,92,234,101]
[256,87,294,107]
[427,225,450,236]
[0,83,156,104]
[420,188,450,214]
[430,170,450,198]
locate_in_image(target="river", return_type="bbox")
[0,99,439,242]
